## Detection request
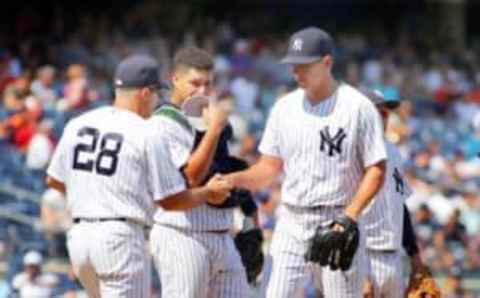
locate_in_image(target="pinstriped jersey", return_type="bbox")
[47,106,186,227]
[364,141,413,251]
[149,105,234,231]
[259,84,387,207]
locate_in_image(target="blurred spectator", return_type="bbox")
[230,71,260,114]
[459,189,480,237]
[10,96,43,152]
[229,39,253,75]
[26,119,54,170]
[0,51,22,93]
[11,250,59,298]
[444,209,467,247]
[30,66,58,109]
[12,73,33,98]
[2,86,25,113]
[444,266,470,298]
[414,204,441,248]
[57,64,89,112]
[344,61,361,87]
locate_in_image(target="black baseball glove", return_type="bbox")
[234,227,264,284]
[305,215,359,271]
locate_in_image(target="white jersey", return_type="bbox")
[47,106,186,227]
[364,141,413,251]
[12,271,58,298]
[149,105,234,231]
[259,84,387,207]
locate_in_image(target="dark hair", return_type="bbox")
[173,47,214,72]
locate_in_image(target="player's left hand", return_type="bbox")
[305,215,359,271]
[363,279,374,298]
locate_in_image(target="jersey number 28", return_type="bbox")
[73,127,124,176]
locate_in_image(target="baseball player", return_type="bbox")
[149,47,250,298]
[224,27,387,298]
[360,90,412,298]
[45,55,231,298]
[362,90,440,298]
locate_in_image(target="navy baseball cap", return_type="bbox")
[114,55,167,89]
[363,89,401,109]
[280,27,334,65]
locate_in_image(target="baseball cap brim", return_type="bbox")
[154,81,171,91]
[116,80,170,90]
[280,56,323,65]
[381,100,401,110]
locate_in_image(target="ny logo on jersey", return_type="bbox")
[319,126,347,157]
[393,167,404,195]
[292,39,303,51]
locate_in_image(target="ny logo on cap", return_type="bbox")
[292,39,303,51]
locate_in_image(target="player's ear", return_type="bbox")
[171,67,183,89]
[323,55,334,70]
[138,87,151,101]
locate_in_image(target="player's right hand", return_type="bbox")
[204,100,229,132]
[206,174,232,205]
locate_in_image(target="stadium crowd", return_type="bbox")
[0,6,479,298]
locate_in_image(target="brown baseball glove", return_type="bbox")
[406,266,442,298]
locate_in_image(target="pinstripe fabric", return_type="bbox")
[67,221,151,298]
[47,107,186,226]
[149,105,247,297]
[48,106,185,297]
[365,250,404,298]
[150,109,233,231]
[362,141,411,298]
[364,141,413,251]
[259,84,386,207]
[263,205,366,298]
[258,84,385,297]
[150,225,248,298]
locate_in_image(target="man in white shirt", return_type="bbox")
[225,27,387,298]
[45,54,232,298]
[12,250,59,298]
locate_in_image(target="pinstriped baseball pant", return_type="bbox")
[150,224,249,298]
[261,205,366,298]
[66,221,151,298]
[365,250,404,298]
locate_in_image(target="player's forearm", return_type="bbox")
[345,160,386,221]
[45,176,66,195]
[184,127,223,186]
[228,158,282,191]
[156,187,211,210]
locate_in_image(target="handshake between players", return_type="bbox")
[204,174,233,205]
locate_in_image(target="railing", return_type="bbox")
[0,182,41,229]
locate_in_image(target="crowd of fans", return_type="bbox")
[0,6,479,297]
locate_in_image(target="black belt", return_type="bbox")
[73,217,128,224]
[283,204,344,213]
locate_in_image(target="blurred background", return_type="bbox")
[0,0,479,297]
